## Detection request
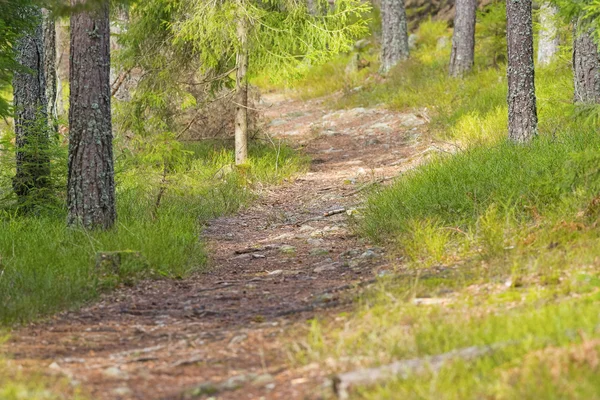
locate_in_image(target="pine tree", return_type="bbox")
[537,2,559,66]
[449,0,477,77]
[12,6,51,206]
[379,0,409,74]
[506,0,537,142]
[67,0,116,229]
[573,17,600,104]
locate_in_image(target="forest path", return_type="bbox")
[5,93,434,399]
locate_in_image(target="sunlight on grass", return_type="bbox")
[0,139,307,325]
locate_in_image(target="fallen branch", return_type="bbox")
[332,344,500,399]
[111,68,133,97]
[343,177,394,197]
[323,208,346,217]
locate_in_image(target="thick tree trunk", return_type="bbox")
[12,7,51,205]
[380,0,409,74]
[67,0,116,229]
[42,9,57,124]
[449,0,476,77]
[506,0,537,142]
[537,2,559,67]
[235,14,249,165]
[573,18,600,104]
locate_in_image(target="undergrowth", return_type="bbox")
[292,3,600,399]
[0,137,306,325]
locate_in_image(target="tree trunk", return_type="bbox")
[537,2,559,67]
[573,18,600,104]
[235,12,249,165]
[449,0,476,77]
[506,0,537,142]
[42,9,57,125]
[67,0,116,229]
[56,19,70,117]
[110,5,131,101]
[12,7,51,206]
[380,0,409,74]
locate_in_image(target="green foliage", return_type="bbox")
[475,0,506,68]
[0,0,35,118]
[0,356,86,400]
[174,0,371,82]
[0,140,306,324]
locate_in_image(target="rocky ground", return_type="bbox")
[4,92,438,399]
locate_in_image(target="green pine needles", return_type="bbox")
[173,0,371,82]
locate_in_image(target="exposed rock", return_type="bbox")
[314,262,340,273]
[252,373,275,387]
[103,366,129,380]
[310,248,330,256]
[307,238,325,247]
[279,245,296,254]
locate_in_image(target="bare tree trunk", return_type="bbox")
[56,19,69,117]
[235,12,249,165]
[449,0,477,77]
[12,7,51,206]
[67,0,116,229]
[380,0,409,74]
[537,2,559,67]
[573,18,600,104]
[42,9,57,125]
[110,5,131,101]
[506,0,537,142]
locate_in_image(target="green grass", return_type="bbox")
[291,8,600,400]
[0,355,86,399]
[0,139,307,325]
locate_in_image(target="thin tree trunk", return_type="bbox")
[537,2,559,67]
[506,0,538,142]
[235,11,249,165]
[449,0,476,77]
[56,19,69,116]
[12,7,51,206]
[380,0,409,74]
[42,9,57,125]
[573,18,600,104]
[67,0,116,229]
[110,5,131,101]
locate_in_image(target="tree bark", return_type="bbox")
[449,0,476,77]
[573,18,600,104]
[110,5,131,101]
[235,11,249,165]
[380,0,409,74]
[67,0,116,229]
[506,0,537,142]
[537,2,559,67]
[12,6,51,205]
[42,9,57,125]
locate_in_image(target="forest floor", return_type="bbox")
[3,92,436,399]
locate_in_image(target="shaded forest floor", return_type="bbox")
[2,92,434,399]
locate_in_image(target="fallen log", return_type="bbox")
[332,344,498,399]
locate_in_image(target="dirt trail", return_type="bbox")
[4,93,435,399]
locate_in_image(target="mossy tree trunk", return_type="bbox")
[449,0,476,77]
[506,0,537,142]
[67,0,116,229]
[12,6,51,206]
[235,11,249,165]
[573,18,600,104]
[537,2,559,67]
[380,0,409,74]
